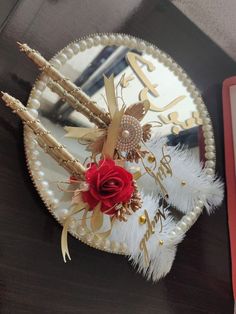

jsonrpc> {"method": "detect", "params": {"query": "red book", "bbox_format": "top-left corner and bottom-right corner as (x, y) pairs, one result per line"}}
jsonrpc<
(222, 77), (236, 301)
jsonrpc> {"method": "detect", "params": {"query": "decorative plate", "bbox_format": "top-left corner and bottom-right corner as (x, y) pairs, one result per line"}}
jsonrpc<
(16, 33), (223, 281)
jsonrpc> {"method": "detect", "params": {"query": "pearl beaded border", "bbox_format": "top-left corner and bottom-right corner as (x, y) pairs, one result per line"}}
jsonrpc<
(24, 33), (216, 255)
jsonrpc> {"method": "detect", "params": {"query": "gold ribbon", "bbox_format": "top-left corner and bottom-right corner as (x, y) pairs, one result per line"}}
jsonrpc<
(102, 106), (125, 158)
(90, 202), (103, 232)
(61, 201), (87, 262)
(64, 126), (104, 141)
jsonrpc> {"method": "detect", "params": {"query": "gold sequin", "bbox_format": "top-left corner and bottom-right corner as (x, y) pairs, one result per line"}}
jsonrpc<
(147, 154), (156, 163)
(139, 215), (146, 224)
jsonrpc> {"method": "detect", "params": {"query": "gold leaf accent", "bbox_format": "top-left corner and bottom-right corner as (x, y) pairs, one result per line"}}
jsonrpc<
(125, 100), (150, 121)
(104, 74), (117, 118)
(86, 134), (106, 155)
(142, 123), (152, 142)
(91, 202), (103, 232)
(64, 127), (104, 141)
(126, 147), (149, 163)
(120, 73), (134, 88)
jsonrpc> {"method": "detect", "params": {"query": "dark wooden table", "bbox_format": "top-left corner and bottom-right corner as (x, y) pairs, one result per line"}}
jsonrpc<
(0, 1), (235, 313)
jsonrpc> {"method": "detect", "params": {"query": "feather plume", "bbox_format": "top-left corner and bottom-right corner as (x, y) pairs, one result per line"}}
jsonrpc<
(139, 133), (224, 214)
(111, 193), (184, 281)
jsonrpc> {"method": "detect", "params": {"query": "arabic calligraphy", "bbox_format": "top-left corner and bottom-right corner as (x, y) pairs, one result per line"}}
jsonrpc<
(158, 111), (203, 134)
(126, 52), (202, 134)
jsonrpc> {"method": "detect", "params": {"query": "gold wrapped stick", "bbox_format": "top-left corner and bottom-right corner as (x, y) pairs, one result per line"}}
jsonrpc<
(1, 92), (86, 178)
(48, 80), (106, 128)
(17, 42), (110, 127)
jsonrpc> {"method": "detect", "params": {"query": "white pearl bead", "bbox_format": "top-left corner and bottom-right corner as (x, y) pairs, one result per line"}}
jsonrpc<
(205, 152), (215, 159)
(40, 75), (48, 83)
(31, 150), (39, 160)
(70, 43), (80, 54)
(204, 131), (214, 139)
(111, 241), (119, 251)
(71, 43), (80, 53)
(86, 38), (94, 48)
(32, 90), (42, 99)
(56, 208), (69, 220)
(122, 130), (130, 138)
(108, 34), (116, 44)
(203, 117), (211, 124)
(30, 98), (40, 109)
(104, 239), (111, 250)
(175, 226), (182, 233)
(195, 97), (203, 105)
(194, 206), (202, 214)
(94, 236), (102, 246)
(79, 40), (87, 51)
(77, 226), (86, 236)
(69, 218), (77, 229)
(35, 81), (46, 91)
(58, 53), (68, 64)
(206, 168), (214, 176)
(203, 125), (212, 132)
(28, 108), (38, 118)
(129, 38), (137, 48)
(39, 180), (49, 189)
(205, 145), (214, 152)
(201, 111), (208, 118)
(189, 211), (196, 220)
(182, 216), (191, 225)
(64, 48), (74, 58)
(28, 139), (37, 149)
(93, 36), (101, 45)
(138, 41), (146, 50)
(179, 221), (187, 230)
(123, 35), (130, 45)
(51, 59), (61, 69)
(205, 160), (215, 168)
(36, 171), (45, 178)
(116, 34), (123, 44)
(100, 35), (109, 44)
(146, 45), (153, 54)
(33, 160), (42, 169)
(120, 243), (128, 254)
(170, 230), (176, 237)
(51, 198), (59, 207)
(197, 200), (204, 207)
(46, 190), (54, 198)
(205, 138), (214, 145)
(185, 216), (193, 224)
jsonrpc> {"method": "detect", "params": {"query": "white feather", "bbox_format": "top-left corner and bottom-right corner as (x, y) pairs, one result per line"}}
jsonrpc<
(138, 133), (224, 214)
(110, 192), (184, 281)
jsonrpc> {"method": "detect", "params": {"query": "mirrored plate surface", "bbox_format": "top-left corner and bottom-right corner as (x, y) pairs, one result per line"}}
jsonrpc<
(24, 34), (214, 254)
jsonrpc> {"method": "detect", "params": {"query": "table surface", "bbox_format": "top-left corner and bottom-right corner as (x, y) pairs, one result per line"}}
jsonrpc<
(0, 1), (236, 313)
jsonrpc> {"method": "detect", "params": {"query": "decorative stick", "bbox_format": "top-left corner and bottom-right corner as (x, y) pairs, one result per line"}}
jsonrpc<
(1, 92), (86, 177)
(17, 42), (111, 127)
(48, 80), (106, 128)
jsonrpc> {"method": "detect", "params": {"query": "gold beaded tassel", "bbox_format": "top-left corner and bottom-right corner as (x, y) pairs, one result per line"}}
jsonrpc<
(116, 180), (143, 222)
(1, 92), (86, 178)
(48, 80), (107, 128)
(17, 42), (110, 127)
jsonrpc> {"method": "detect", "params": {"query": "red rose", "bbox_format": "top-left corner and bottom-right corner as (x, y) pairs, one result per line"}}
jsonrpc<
(81, 159), (134, 215)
